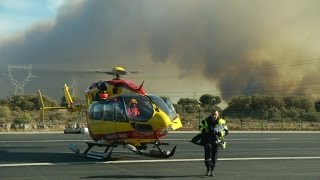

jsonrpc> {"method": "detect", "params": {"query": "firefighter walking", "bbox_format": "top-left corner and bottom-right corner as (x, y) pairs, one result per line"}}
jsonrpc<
(200, 109), (228, 177)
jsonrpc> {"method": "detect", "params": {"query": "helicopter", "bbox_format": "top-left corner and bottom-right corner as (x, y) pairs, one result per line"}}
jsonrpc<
(38, 66), (182, 160)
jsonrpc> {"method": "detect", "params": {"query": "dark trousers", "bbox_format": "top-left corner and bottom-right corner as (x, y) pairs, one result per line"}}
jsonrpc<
(204, 141), (219, 171)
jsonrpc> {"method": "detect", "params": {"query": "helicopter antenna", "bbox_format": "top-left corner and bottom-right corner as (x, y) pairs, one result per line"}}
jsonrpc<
(139, 80), (145, 90)
(3, 64), (36, 95)
(68, 76), (77, 97)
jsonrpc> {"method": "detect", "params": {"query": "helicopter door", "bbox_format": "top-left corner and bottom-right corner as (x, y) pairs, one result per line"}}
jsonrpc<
(114, 99), (127, 122)
(113, 98), (134, 138)
(122, 94), (154, 132)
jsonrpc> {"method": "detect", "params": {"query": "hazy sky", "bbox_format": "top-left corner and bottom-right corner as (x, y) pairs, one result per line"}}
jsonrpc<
(1, 0), (320, 106)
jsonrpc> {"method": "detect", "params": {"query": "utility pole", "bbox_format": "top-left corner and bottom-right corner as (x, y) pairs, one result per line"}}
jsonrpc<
(3, 64), (36, 95)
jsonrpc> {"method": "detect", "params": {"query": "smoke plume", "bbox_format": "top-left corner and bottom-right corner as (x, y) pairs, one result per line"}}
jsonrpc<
(1, 0), (320, 102)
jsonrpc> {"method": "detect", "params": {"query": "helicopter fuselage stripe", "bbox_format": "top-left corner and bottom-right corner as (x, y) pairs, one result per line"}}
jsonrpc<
(90, 130), (167, 141)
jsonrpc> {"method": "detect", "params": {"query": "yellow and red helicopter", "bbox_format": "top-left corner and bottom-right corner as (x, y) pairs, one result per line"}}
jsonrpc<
(38, 66), (182, 160)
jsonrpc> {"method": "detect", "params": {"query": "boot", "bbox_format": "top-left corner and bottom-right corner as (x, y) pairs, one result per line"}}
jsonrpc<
(210, 166), (215, 176)
(209, 170), (215, 177)
(222, 141), (226, 149)
(205, 169), (210, 176)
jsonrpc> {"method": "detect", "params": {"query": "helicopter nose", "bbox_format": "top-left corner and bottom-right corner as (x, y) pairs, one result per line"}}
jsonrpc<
(150, 112), (172, 129)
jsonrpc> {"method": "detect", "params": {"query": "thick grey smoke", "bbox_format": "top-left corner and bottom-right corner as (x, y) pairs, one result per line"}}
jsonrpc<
(1, 0), (320, 101)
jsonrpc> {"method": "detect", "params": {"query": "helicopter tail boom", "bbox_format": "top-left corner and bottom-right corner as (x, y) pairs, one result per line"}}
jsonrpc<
(37, 90), (66, 110)
(37, 85), (85, 114)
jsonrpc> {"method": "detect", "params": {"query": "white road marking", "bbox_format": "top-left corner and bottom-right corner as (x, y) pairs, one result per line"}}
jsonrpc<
(1, 156), (320, 167)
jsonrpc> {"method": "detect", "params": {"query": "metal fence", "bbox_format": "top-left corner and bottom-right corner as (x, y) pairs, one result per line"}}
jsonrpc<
(180, 111), (320, 131)
(223, 111), (320, 131)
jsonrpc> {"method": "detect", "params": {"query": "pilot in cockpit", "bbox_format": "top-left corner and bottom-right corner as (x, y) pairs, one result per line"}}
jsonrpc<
(127, 98), (141, 118)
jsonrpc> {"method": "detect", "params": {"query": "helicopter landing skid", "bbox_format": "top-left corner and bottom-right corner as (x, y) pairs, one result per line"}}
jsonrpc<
(126, 141), (177, 158)
(68, 142), (117, 160)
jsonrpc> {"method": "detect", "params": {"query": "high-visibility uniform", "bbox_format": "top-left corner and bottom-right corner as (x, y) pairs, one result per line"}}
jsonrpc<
(200, 115), (228, 173)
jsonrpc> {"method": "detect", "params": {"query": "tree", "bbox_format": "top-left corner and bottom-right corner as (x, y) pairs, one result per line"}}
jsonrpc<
(225, 95), (252, 112)
(184, 104), (198, 113)
(199, 94), (221, 112)
(199, 94), (221, 106)
(178, 98), (199, 113)
(250, 94), (268, 112)
(265, 94), (285, 109)
(283, 95), (314, 112)
(199, 94), (213, 106)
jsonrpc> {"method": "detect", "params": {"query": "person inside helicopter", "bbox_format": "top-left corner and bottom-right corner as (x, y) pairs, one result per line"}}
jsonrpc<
(127, 98), (141, 118)
(94, 82), (108, 101)
(99, 91), (109, 102)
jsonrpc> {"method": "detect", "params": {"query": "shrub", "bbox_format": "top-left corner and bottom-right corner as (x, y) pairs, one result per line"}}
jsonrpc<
(0, 106), (11, 118)
(185, 105), (197, 113)
(13, 113), (33, 124)
(282, 108), (300, 121)
(303, 112), (320, 122)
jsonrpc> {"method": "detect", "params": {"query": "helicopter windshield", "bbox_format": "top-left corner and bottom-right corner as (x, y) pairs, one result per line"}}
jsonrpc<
(147, 94), (178, 121)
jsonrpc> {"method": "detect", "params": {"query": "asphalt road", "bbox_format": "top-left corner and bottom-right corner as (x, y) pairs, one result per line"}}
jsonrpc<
(0, 131), (320, 180)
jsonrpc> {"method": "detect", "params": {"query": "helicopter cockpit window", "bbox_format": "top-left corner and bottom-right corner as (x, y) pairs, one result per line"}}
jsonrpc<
(89, 102), (103, 120)
(89, 101), (114, 121)
(102, 101), (114, 120)
(123, 94), (153, 122)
